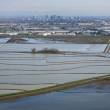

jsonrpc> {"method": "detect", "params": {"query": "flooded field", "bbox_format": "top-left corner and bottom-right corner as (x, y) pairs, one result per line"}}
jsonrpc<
(0, 38), (110, 95)
(0, 79), (110, 110)
(0, 43), (107, 52)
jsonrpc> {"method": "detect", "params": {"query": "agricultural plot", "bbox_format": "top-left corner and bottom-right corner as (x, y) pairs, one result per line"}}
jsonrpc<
(0, 43), (110, 95)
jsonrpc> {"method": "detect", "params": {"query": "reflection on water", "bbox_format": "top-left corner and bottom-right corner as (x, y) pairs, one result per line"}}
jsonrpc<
(1, 93), (109, 110)
(0, 38), (107, 52)
(0, 39), (110, 95)
(0, 39), (110, 109)
(0, 43), (107, 52)
(0, 41), (109, 94)
(0, 84), (110, 110)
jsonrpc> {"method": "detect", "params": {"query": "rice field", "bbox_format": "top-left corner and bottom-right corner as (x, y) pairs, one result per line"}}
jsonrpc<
(0, 39), (110, 95)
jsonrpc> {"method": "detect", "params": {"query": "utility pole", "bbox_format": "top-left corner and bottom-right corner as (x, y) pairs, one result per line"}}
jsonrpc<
(104, 40), (110, 53)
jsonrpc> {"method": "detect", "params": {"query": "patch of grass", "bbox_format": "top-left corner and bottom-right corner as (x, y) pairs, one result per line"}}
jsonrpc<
(31, 48), (37, 54)
(7, 37), (27, 43)
(31, 48), (61, 54)
(37, 48), (61, 54)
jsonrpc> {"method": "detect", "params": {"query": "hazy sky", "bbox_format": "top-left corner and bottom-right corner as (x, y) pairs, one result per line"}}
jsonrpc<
(0, 0), (110, 16)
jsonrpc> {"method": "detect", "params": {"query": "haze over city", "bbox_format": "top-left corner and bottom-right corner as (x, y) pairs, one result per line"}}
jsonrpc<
(0, 0), (110, 16)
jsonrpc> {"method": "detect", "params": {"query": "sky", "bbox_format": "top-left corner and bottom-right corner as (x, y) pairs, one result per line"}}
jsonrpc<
(0, 0), (110, 16)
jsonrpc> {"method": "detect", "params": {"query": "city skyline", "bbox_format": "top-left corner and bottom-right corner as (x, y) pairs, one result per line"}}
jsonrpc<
(0, 0), (110, 17)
